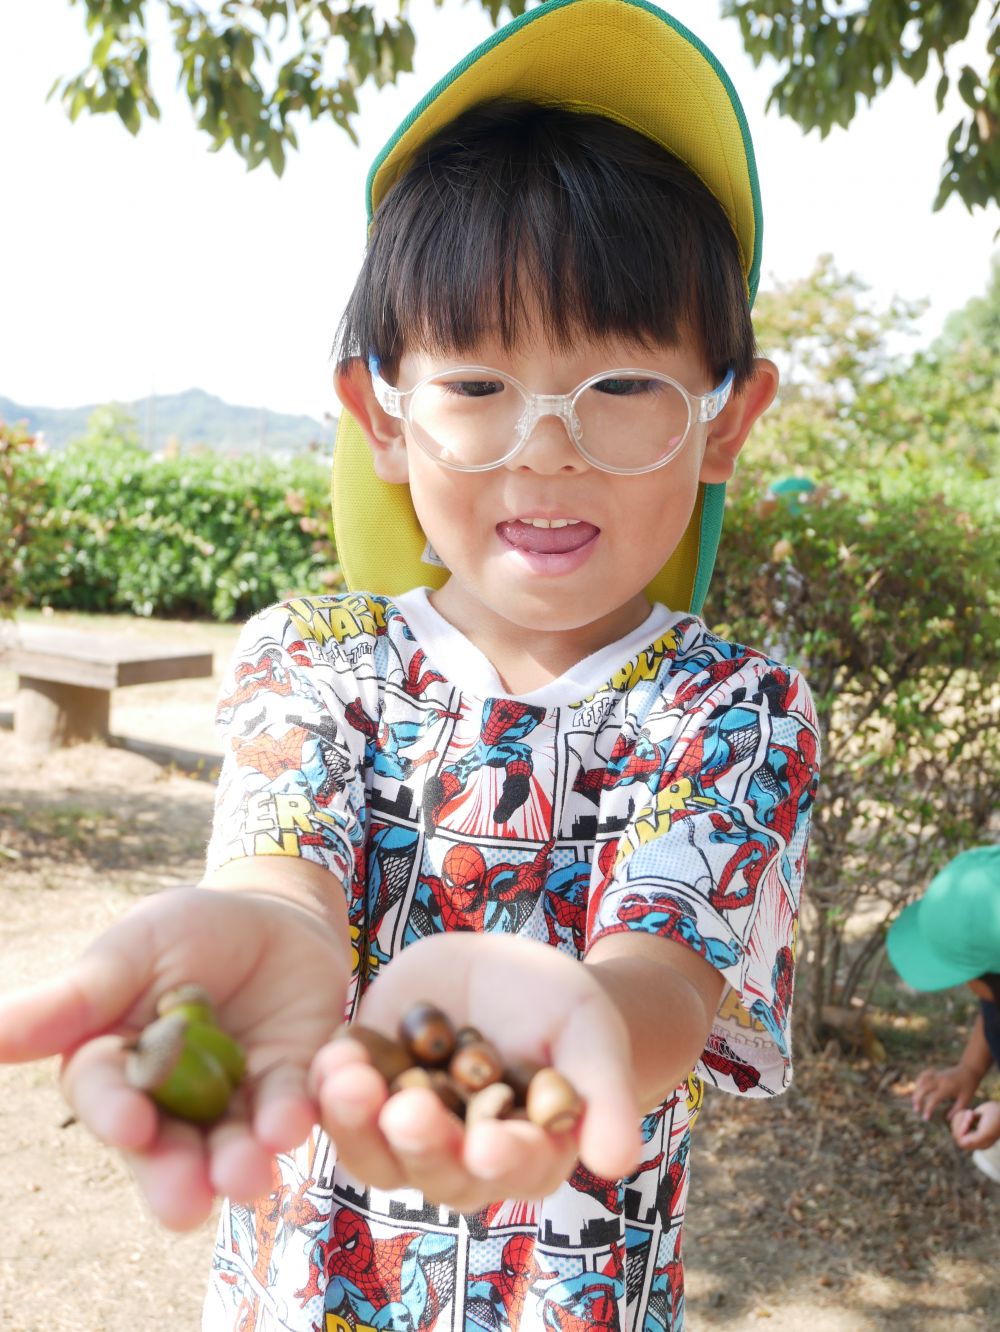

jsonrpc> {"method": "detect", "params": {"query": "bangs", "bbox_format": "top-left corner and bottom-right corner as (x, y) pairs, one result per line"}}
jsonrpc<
(337, 101), (756, 384)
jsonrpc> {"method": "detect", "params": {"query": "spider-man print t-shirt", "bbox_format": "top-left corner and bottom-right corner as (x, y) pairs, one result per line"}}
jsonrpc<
(203, 589), (819, 1332)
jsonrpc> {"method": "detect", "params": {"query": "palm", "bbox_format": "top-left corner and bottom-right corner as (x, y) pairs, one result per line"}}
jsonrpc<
(0, 887), (349, 1229)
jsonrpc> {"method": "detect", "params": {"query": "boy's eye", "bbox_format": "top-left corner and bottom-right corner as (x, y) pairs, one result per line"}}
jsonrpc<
(592, 376), (659, 396)
(441, 379), (505, 398)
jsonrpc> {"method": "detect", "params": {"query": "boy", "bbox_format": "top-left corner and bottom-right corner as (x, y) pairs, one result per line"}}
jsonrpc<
(0, 2), (819, 1328)
(887, 846), (1000, 1182)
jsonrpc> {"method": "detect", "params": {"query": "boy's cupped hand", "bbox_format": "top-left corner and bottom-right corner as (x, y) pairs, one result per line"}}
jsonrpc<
(0, 886), (350, 1230)
(311, 932), (642, 1214)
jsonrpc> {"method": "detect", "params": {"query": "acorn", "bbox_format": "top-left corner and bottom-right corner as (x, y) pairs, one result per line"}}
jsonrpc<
(454, 1025), (484, 1048)
(155, 983), (216, 1025)
(465, 1081), (516, 1127)
(525, 1067), (583, 1134)
(503, 1057), (545, 1105)
(389, 1066), (434, 1094)
(449, 1039), (504, 1093)
(427, 1070), (468, 1119)
(399, 1002), (455, 1067)
(338, 1024), (415, 1085)
(184, 1020), (247, 1088)
(125, 1012), (233, 1125)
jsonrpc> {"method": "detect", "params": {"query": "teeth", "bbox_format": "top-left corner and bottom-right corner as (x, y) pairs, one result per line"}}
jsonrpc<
(520, 518), (582, 529)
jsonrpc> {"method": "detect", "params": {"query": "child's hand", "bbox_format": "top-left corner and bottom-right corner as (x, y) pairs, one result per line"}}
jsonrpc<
(0, 885), (349, 1230)
(311, 933), (642, 1214)
(911, 1064), (980, 1121)
(951, 1100), (1000, 1151)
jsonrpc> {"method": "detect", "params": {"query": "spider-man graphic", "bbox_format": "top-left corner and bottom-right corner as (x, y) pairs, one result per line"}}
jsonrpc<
(422, 699), (546, 831)
(317, 1207), (456, 1329)
(466, 1235), (558, 1331)
(218, 647), (294, 721)
(749, 944), (794, 1058)
(539, 1270), (621, 1331)
(542, 857), (590, 952)
(612, 891), (743, 971)
(569, 1154), (662, 1213)
(404, 839), (554, 941)
(344, 698), (460, 784)
(644, 1251), (685, 1332)
(708, 724), (817, 913)
(702, 1036), (762, 1093)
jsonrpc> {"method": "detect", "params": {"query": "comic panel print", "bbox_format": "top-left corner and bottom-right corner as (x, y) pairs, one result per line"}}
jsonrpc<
(421, 697), (556, 842)
(402, 835), (555, 944)
(320, 1203), (458, 1332)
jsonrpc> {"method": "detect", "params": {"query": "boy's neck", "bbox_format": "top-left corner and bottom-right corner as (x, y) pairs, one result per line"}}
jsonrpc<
(427, 581), (654, 695)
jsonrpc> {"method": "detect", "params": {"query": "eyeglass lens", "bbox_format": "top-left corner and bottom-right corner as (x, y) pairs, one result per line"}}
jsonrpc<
(406, 371), (691, 471)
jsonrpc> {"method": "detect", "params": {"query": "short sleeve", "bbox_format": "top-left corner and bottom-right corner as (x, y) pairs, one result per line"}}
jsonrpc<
(587, 655), (819, 1097)
(205, 602), (370, 894)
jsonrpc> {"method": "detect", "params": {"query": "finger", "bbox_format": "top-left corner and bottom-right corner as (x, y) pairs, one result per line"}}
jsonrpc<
(316, 1057), (402, 1192)
(946, 1092), (972, 1122)
(207, 1092), (277, 1204)
(250, 1059), (317, 1155)
(126, 1117), (216, 1231)
(552, 995), (641, 1179)
(378, 1087), (472, 1205)
(462, 1117), (578, 1202)
(60, 1034), (159, 1151)
(0, 927), (152, 1062)
(918, 1087), (949, 1120)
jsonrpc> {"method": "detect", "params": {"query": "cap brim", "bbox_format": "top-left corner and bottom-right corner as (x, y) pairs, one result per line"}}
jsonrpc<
(886, 900), (982, 992)
(368, 0), (761, 302)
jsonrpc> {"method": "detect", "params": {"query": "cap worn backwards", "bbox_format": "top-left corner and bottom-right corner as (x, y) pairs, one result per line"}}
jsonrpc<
(332, 0), (762, 612)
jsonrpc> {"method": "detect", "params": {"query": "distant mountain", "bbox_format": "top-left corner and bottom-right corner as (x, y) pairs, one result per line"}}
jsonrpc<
(0, 388), (333, 454)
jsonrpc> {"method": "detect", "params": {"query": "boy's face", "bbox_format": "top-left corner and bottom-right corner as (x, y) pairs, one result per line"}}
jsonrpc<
(339, 317), (776, 657)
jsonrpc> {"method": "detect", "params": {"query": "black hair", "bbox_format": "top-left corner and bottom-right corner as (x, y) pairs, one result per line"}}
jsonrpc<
(335, 100), (757, 387)
(978, 973), (1000, 1007)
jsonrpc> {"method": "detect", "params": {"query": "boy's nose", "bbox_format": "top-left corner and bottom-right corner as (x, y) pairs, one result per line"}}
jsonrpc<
(508, 408), (589, 474)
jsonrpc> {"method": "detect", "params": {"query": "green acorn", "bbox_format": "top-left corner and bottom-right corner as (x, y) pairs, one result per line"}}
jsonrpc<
(184, 1020), (247, 1088)
(126, 1012), (234, 1125)
(156, 983), (217, 1025)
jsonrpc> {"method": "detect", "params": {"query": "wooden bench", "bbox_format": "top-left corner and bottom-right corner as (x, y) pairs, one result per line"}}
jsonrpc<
(3, 625), (214, 751)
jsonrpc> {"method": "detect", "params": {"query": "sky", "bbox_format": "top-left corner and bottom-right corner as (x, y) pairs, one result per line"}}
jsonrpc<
(1, 0), (998, 423)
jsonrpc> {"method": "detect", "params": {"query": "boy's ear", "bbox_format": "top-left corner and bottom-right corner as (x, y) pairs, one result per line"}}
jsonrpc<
(699, 357), (779, 485)
(333, 358), (409, 484)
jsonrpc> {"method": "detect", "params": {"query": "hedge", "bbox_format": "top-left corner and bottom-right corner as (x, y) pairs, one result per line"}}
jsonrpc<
(17, 438), (339, 622)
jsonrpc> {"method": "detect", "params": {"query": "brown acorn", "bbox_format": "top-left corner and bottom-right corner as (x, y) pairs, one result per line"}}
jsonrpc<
(503, 1057), (545, 1105)
(427, 1070), (468, 1118)
(449, 1039), (504, 1093)
(525, 1067), (583, 1134)
(399, 1003), (455, 1067)
(465, 1081), (516, 1127)
(454, 1025), (484, 1049)
(336, 1024), (414, 1084)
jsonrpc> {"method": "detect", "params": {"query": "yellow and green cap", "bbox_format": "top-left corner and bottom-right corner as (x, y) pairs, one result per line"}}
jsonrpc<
(333, 0), (762, 613)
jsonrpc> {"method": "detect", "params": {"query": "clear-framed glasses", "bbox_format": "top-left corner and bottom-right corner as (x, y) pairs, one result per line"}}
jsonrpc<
(368, 356), (734, 475)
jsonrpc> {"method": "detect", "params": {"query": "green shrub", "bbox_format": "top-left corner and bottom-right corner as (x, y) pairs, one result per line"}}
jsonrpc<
(708, 463), (1000, 1041)
(21, 428), (341, 621)
(1, 420), (51, 617)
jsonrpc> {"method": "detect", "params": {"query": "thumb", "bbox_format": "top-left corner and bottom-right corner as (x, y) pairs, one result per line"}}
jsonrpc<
(0, 922), (152, 1062)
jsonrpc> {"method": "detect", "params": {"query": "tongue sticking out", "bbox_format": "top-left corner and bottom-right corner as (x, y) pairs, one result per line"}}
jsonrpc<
(498, 520), (599, 555)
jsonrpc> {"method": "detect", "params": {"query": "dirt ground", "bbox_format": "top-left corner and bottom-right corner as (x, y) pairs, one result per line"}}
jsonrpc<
(1, 614), (998, 1331)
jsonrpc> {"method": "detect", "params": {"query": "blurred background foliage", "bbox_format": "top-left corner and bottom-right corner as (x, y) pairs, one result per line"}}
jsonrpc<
(710, 254), (1000, 1043)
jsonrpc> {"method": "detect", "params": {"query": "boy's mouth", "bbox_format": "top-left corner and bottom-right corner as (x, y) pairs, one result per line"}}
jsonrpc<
(497, 518), (599, 555)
